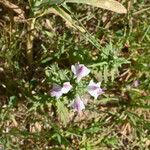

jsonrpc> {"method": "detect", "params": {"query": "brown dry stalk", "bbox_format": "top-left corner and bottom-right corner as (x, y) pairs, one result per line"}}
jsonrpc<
(0, 0), (35, 65)
(0, 0), (25, 20)
(26, 18), (36, 65)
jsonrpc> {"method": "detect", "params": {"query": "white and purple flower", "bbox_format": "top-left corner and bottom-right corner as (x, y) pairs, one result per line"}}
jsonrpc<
(50, 84), (63, 99)
(87, 80), (104, 99)
(62, 82), (73, 94)
(71, 95), (85, 112)
(50, 82), (72, 99)
(133, 80), (139, 87)
(71, 63), (90, 82)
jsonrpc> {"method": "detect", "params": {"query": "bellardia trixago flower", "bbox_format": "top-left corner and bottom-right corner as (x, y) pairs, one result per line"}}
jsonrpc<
(50, 84), (63, 99)
(71, 95), (85, 112)
(71, 63), (90, 82)
(50, 82), (72, 99)
(88, 80), (104, 99)
(62, 82), (73, 94)
(133, 80), (139, 87)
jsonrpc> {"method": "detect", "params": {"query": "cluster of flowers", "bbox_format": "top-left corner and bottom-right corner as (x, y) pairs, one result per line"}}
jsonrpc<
(50, 63), (104, 113)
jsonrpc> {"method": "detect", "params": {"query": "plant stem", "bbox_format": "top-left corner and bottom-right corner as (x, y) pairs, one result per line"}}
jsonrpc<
(27, 18), (36, 65)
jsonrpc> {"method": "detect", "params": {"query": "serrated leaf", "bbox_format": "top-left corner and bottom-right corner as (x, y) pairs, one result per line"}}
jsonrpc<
(65, 0), (127, 14)
(56, 100), (69, 125)
(110, 68), (115, 82)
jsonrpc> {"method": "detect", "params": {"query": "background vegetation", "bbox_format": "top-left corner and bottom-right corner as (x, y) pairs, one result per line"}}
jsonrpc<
(0, 0), (150, 149)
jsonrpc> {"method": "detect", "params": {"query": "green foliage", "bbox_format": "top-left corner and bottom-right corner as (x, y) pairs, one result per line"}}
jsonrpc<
(0, 0), (150, 149)
(45, 64), (70, 83)
(56, 100), (69, 125)
(90, 43), (129, 82)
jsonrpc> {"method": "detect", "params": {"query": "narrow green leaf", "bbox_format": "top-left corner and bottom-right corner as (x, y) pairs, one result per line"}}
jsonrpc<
(49, 6), (85, 32)
(48, 0), (65, 5)
(34, 0), (64, 7)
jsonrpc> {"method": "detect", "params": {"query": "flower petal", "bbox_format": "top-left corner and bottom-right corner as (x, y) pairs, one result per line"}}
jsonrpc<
(71, 63), (90, 82)
(50, 84), (63, 99)
(133, 80), (139, 87)
(88, 89), (98, 99)
(71, 95), (85, 112)
(62, 82), (72, 94)
(71, 65), (76, 75)
(87, 80), (103, 99)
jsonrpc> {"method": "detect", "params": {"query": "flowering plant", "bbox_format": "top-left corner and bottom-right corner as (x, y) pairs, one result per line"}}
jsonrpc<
(49, 63), (104, 115)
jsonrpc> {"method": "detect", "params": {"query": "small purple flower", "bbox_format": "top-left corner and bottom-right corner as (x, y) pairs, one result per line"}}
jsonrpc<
(71, 95), (85, 112)
(71, 63), (90, 82)
(62, 82), (72, 94)
(133, 80), (139, 87)
(88, 80), (104, 99)
(50, 82), (72, 99)
(50, 84), (63, 99)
